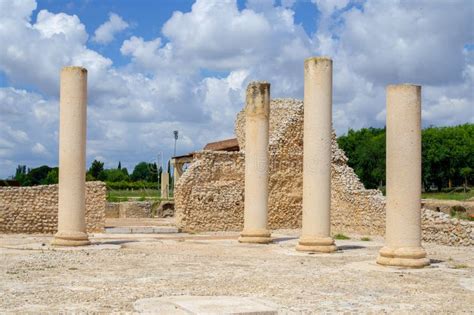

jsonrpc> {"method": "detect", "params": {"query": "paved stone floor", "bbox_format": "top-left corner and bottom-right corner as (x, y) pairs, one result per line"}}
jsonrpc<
(0, 230), (473, 313)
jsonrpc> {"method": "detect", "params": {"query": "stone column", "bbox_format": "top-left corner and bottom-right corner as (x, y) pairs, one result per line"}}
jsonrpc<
(239, 81), (272, 244)
(161, 172), (170, 199)
(296, 57), (336, 253)
(51, 66), (90, 246)
(171, 159), (184, 189)
(377, 84), (429, 268)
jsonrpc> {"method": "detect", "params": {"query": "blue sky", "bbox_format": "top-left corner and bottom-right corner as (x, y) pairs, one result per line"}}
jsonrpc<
(0, 0), (473, 178)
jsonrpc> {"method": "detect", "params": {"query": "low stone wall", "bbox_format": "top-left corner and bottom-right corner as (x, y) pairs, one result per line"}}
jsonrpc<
(175, 151), (245, 231)
(422, 209), (473, 246)
(105, 201), (152, 218)
(0, 181), (106, 234)
(422, 199), (474, 216)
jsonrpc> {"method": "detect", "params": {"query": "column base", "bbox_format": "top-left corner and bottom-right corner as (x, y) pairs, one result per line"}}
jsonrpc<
(51, 230), (90, 247)
(376, 246), (429, 268)
(296, 236), (336, 253)
(238, 229), (272, 244)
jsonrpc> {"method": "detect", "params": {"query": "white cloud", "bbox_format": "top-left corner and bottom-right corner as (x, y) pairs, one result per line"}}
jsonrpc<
(0, 0), (472, 178)
(92, 13), (129, 44)
(32, 142), (49, 156)
(0, 87), (58, 174)
(313, 0), (474, 132)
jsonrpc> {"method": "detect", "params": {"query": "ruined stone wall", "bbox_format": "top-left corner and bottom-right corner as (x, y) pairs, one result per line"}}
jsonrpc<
(175, 99), (473, 246)
(422, 209), (473, 246)
(175, 151), (245, 231)
(0, 181), (106, 233)
(105, 201), (153, 218)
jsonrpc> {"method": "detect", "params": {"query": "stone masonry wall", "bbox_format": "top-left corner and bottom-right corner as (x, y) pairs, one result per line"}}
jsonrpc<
(105, 201), (153, 218)
(175, 151), (245, 231)
(0, 181), (106, 234)
(175, 98), (473, 246)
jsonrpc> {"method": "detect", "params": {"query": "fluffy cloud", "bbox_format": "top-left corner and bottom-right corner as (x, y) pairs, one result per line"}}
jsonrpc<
(0, 0), (472, 178)
(0, 87), (58, 173)
(313, 0), (473, 132)
(92, 13), (129, 44)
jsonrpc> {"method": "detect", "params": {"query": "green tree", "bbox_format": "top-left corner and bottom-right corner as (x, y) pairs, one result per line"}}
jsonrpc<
(131, 162), (150, 181)
(121, 167), (129, 177)
(88, 160), (104, 180)
(27, 165), (52, 186)
(101, 169), (129, 182)
(422, 124), (474, 190)
(460, 167), (472, 192)
(117, 161), (122, 170)
(42, 168), (59, 185)
(338, 124), (473, 191)
(337, 127), (386, 189)
(131, 162), (158, 182)
(14, 165), (28, 186)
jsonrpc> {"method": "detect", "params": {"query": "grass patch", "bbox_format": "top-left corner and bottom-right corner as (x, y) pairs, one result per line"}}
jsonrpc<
(333, 233), (350, 240)
(360, 236), (371, 241)
(422, 190), (474, 201)
(106, 195), (127, 202)
(449, 206), (474, 221)
(107, 189), (161, 202)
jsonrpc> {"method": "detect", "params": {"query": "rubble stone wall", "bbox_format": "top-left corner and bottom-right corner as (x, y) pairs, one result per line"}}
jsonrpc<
(175, 99), (473, 246)
(0, 181), (106, 233)
(105, 201), (153, 218)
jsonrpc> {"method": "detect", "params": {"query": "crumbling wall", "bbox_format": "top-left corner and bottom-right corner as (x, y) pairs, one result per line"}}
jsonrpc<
(175, 151), (245, 231)
(106, 201), (153, 218)
(175, 99), (473, 246)
(0, 181), (106, 233)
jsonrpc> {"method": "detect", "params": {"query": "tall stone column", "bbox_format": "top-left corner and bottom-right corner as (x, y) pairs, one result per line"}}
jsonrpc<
(52, 66), (90, 246)
(377, 84), (429, 268)
(239, 81), (272, 244)
(296, 57), (336, 253)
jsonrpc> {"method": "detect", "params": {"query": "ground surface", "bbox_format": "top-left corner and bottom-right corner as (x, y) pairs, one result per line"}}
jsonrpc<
(1, 228), (473, 313)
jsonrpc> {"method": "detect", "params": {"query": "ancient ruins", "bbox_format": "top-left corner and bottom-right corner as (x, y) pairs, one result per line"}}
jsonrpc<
(239, 81), (272, 244)
(174, 60), (473, 249)
(52, 66), (90, 246)
(297, 57), (336, 253)
(2, 59), (473, 256)
(1, 57), (473, 313)
(377, 84), (429, 268)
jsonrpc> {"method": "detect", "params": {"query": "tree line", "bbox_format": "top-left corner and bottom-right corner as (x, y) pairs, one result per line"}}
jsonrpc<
(9, 123), (473, 192)
(337, 124), (473, 191)
(13, 160), (172, 190)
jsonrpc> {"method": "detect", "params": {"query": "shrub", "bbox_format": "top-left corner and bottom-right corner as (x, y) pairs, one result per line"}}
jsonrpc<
(333, 233), (350, 240)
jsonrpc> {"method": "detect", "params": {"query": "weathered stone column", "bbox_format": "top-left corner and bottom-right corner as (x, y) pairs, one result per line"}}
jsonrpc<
(377, 84), (429, 268)
(239, 81), (272, 244)
(161, 172), (170, 199)
(297, 57), (336, 253)
(51, 66), (90, 246)
(171, 159), (183, 189)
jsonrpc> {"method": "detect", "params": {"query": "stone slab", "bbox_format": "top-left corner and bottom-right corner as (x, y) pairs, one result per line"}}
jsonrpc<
(152, 226), (179, 233)
(106, 226), (179, 234)
(134, 296), (278, 315)
(106, 227), (132, 234)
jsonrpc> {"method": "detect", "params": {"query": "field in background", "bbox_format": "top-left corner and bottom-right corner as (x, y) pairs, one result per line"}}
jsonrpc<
(107, 189), (164, 202)
(422, 190), (474, 201)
